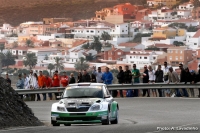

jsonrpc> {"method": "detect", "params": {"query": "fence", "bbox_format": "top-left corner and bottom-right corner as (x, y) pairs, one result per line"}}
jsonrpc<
(14, 83), (200, 95)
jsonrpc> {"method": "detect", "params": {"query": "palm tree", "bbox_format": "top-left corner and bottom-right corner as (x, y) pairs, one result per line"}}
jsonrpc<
(101, 31), (111, 46)
(2, 51), (15, 72)
(54, 57), (64, 71)
(74, 57), (89, 72)
(23, 53), (37, 70)
(26, 39), (33, 47)
(47, 63), (55, 76)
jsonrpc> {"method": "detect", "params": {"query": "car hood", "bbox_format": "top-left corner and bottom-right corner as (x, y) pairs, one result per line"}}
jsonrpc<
(62, 98), (103, 107)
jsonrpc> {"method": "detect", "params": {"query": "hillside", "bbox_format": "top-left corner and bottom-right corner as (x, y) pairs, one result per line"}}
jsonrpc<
(0, 0), (146, 26)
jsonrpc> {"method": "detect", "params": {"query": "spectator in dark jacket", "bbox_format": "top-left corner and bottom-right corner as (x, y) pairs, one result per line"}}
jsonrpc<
(77, 72), (83, 83)
(155, 65), (163, 97)
(190, 70), (196, 97)
(142, 65), (150, 97)
(82, 70), (91, 82)
(117, 66), (124, 97)
(179, 64), (189, 97)
(123, 65), (132, 84)
(91, 73), (97, 83)
(69, 73), (76, 84)
(5, 74), (11, 85)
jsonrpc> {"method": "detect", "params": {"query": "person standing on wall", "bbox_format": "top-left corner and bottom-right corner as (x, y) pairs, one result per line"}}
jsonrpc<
(117, 66), (124, 97)
(52, 70), (60, 100)
(179, 64), (189, 97)
(155, 65), (164, 97)
(82, 70), (91, 82)
(142, 65), (150, 97)
(124, 65), (133, 97)
(132, 64), (140, 97)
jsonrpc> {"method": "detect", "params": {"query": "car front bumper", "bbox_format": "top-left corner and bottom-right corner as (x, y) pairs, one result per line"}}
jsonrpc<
(51, 111), (108, 124)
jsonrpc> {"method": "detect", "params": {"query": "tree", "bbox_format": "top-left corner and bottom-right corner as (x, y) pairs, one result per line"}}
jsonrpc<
(42, 70), (49, 76)
(47, 63), (55, 76)
(82, 42), (90, 49)
(44, 54), (49, 60)
(90, 36), (102, 53)
(85, 53), (94, 61)
(173, 41), (179, 46)
(23, 53), (37, 70)
(26, 39), (33, 47)
(13, 41), (18, 48)
(0, 44), (5, 52)
(101, 31), (111, 46)
(74, 57), (89, 72)
(54, 57), (64, 71)
(2, 51), (15, 72)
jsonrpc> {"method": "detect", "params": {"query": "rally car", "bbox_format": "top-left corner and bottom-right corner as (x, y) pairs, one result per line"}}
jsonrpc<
(51, 83), (119, 126)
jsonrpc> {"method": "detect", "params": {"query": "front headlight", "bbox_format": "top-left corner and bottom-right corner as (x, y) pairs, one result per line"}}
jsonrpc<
(89, 104), (103, 111)
(57, 106), (66, 112)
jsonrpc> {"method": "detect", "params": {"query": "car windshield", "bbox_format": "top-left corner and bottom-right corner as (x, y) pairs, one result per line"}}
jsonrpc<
(63, 87), (103, 98)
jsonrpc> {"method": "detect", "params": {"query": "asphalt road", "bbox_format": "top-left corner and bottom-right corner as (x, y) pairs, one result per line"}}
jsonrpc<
(1, 98), (200, 133)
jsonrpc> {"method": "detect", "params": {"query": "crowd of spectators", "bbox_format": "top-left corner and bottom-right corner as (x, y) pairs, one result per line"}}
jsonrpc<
(3, 61), (200, 100)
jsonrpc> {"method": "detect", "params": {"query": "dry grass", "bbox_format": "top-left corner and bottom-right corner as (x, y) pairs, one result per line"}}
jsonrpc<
(0, 0), (145, 26)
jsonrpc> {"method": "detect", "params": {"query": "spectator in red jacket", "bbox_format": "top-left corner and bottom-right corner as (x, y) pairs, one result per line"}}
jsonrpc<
(52, 70), (60, 100)
(60, 71), (69, 87)
(44, 74), (53, 100)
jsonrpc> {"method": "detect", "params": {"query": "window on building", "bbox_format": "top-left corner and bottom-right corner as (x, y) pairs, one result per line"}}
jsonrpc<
(180, 56), (182, 59)
(90, 30), (94, 33)
(169, 56), (172, 60)
(153, 57), (156, 60)
(176, 56), (178, 60)
(122, 30), (124, 32)
(118, 52), (121, 55)
(109, 57), (112, 60)
(194, 43), (197, 45)
(176, 50), (178, 53)
(180, 50), (182, 53)
(144, 57), (147, 59)
(72, 59), (73, 62)
(130, 56), (132, 58)
(140, 57), (142, 59)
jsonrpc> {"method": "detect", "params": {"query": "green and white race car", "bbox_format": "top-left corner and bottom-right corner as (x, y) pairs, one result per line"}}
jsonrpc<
(51, 83), (119, 126)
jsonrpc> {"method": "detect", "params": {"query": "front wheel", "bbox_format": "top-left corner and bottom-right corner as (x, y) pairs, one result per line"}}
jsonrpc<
(102, 111), (110, 125)
(52, 121), (60, 126)
(110, 110), (118, 124)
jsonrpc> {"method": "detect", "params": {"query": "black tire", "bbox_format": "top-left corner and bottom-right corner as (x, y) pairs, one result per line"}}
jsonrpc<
(52, 121), (60, 126)
(64, 123), (71, 126)
(102, 110), (110, 125)
(110, 110), (118, 124)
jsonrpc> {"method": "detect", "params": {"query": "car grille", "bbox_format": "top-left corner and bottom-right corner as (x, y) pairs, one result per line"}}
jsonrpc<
(57, 116), (101, 121)
(66, 107), (90, 112)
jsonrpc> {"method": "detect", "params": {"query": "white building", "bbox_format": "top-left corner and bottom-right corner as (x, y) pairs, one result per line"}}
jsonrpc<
(0, 23), (17, 37)
(186, 30), (200, 49)
(177, 10), (191, 18)
(11, 47), (28, 57)
(69, 49), (97, 63)
(172, 19), (199, 27)
(148, 9), (176, 22)
(153, 20), (173, 28)
(178, 2), (194, 11)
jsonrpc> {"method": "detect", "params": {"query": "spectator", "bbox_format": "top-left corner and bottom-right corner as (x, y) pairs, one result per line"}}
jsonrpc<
(102, 67), (113, 95)
(23, 73), (30, 100)
(60, 71), (69, 87)
(117, 66), (124, 97)
(52, 70), (60, 100)
(92, 66), (103, 83)
(155, 65), (163, 97)
(179, 64), (189, 97)
(167, 67), (180, 97)
(33, 73), (39, 101)
(91, 73), (97, 83)
(16, 74), (24, 99)
(38, 71), (46, 101)
(132, 64), (140, 97)
(142, 65), (149, 97)
(198, 65), (200, 98)
(5, 74), (11, 85)
(190, 70), (196, 97)
(148, 65), (156, 97)
(184, 67), (191, 97)
(44, 73), (53, 100)
(123, 65), (133, 97)
(69, 73), (76, 84)
(28, 70), (37, 101)
(163, 62), (169, 97)
(77, 72), (83, 83)
(82, 70), (91, 82)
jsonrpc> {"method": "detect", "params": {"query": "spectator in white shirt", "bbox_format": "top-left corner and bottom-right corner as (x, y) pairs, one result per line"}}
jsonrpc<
(148, 65), (156, 97)
(92, 66), (103, 83)
(163, 62), (169, 97)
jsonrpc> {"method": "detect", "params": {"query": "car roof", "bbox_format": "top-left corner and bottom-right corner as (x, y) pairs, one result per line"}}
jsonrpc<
(68, 83), (105, 87)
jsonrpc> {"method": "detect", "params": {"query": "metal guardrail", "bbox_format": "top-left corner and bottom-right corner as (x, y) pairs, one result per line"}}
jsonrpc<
(14, 83), (200, 95)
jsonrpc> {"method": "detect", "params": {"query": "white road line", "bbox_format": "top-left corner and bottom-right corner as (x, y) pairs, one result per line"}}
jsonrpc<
(146, 122), (200, 133)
